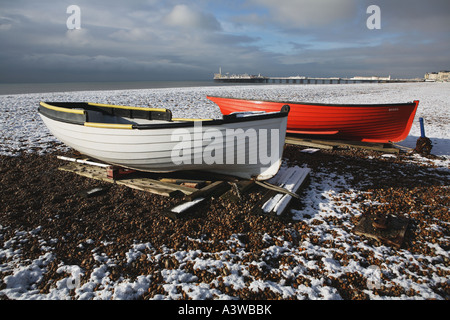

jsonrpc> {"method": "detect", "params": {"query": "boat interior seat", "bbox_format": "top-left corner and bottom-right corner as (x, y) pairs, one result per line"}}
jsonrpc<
(85, 110), (136, 124)
(85, 104), (172, 122)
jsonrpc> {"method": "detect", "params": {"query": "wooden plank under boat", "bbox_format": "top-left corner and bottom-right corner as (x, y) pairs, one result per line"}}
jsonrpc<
(38, 101), (289, 180)
(207, 96), (419, 143)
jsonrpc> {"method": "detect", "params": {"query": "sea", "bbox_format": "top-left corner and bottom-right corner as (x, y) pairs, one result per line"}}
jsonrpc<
(0, 80), (266, 95)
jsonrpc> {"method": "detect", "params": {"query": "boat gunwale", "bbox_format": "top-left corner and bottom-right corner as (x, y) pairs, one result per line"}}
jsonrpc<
(206, 95), (419, 108)
(38, 101), (290, 130)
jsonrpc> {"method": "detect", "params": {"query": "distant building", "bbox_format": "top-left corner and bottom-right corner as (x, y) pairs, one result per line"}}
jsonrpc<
(214, 68), (268, 83)
(350, 75), (391, 81)
(425, 72), (439, 81)
(424, 70), (450, 82)
(438, 70), (450, 81)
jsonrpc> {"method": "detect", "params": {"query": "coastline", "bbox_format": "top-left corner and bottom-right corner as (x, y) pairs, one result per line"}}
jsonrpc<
(0, 80), (261, 96)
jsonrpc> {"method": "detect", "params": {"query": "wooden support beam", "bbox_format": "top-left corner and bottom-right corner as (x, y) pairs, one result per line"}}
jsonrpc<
(285, 137), (335, 150)
(184, 181), (231, 201)
(106, 166), (136, 179)
(58, 162), (195, 197)
(159, 178), (208, 189)
(123, 177), (197, 195)
(308, 139), (400, 153)
(285, 136), (400, 153)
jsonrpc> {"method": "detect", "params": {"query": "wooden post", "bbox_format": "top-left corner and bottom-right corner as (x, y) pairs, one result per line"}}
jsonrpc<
(419, 118), (426, 137)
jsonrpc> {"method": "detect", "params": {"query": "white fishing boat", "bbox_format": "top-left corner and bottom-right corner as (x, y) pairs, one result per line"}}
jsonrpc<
(38, 101), (289, 180)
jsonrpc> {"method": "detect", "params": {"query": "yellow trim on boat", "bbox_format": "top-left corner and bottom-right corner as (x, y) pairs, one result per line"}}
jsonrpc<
(39, 102), (85, 115)
(172, 118), (213, 122)
(88, 102), (167, 113)
(84, 122), (133, 129)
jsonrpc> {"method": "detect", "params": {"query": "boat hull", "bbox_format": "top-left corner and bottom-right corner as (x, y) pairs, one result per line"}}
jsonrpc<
(207, 96), (419, 143)
(39, 102), (289, 180)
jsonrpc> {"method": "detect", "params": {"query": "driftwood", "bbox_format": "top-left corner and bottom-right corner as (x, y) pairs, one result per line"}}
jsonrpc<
(353, 214), (410, 249)
(164, 197), (207, 220)
(253, 166), (311, 217)
(165, 181), (233, 219)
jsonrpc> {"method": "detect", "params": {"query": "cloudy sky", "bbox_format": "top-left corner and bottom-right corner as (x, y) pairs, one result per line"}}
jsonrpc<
(0, 0), (449, 83)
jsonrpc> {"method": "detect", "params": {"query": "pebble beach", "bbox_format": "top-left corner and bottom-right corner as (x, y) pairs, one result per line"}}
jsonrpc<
(0, 82), (449, 301)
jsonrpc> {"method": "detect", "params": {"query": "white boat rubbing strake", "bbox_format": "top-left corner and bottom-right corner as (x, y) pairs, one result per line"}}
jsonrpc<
(38, 102), (289, 180)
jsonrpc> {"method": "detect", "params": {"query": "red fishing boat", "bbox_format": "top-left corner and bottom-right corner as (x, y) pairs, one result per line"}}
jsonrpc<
(207, 96), (419, 143)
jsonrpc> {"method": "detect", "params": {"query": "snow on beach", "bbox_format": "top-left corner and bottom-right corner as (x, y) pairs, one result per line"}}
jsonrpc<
(1, 82), (449, 159)
(0, 82), (449, 300)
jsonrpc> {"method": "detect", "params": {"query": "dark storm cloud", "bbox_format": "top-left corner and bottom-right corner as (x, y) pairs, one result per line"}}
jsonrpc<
(0, 0), (448, 82)
(239, 0), (450, 78)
